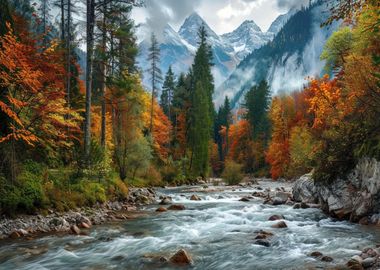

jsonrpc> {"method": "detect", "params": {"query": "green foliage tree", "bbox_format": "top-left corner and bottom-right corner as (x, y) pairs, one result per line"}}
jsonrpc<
(160, 66), (175, 121)
(320, 27), (353, 73)
(244, 80), (271, 142)
(188, 25), (215, 177)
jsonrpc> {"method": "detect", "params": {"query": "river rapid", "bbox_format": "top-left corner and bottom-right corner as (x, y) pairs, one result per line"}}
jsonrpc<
(1, 180), (380, 270)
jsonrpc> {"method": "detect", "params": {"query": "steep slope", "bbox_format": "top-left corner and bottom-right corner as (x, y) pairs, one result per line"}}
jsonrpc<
(221, 20), (273, 61)
(216, 1), (339, 108)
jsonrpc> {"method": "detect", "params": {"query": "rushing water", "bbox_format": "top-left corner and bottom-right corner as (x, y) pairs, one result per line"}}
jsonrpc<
(1, 181), (380, 270)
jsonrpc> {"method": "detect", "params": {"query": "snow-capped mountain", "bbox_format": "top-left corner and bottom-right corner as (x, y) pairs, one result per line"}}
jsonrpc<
(221, 20), (273, 61)
(136, 11), (292, 91)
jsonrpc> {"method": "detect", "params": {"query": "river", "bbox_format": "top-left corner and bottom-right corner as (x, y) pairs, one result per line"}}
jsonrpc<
(1, 180), (380, 269)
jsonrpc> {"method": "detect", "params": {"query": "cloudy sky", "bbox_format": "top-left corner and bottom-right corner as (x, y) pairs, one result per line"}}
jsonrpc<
(132, 0), (310, 35)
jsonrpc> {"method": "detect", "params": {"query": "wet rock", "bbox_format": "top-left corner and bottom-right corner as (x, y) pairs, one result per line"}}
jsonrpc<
(321, 256), (334, 262)
(271, 221), (287, 228)
(80, 222), (91, 229)
(361, 257), (375, 268)
(239, 197), (250, 202)
(293, 203), (301, 209)
(156, 207), (167, 212)
(347, 259), (364, 270)
(169, 249), (192, 265)
(255, 230), (274, 240)
(18, 229), (28, 236)
(190, 195), (201, 201)
(256, 186), (263, 190)
(9, 231), (20, 239)
(168, 204), (185, 211)
(268, 215), (284, 221)
(255, 239), (270, 247)
(351, 255), (363, 264)
(301, 202), (311, 209)
(159, 197), (172, 205)
(310, 251), (323, 257)
(159, 256), (168, 262)
(358, 217), (369, 225)
(272, 191), (290, 205)
(70, 225), (81, 235)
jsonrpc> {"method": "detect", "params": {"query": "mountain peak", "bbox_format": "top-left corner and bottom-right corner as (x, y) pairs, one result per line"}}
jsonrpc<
(179, 12), (219, 47)
(239, 20), (262, 32)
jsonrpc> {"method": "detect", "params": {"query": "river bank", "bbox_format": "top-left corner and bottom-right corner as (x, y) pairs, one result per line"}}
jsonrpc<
(0, 187), (157, 240)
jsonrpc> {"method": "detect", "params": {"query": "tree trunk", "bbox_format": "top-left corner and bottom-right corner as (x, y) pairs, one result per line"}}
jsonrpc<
(100, 0), (107, 148)
(84, 0), (95, 162)
(66, 0), (71, 107)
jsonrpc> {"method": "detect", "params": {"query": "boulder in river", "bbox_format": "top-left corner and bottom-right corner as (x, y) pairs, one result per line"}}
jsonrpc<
(361, 257), (375, 268)
(271, 221), (287, 228)
(310, 251), (323, 257)
(169, 249), (192, 265)
(190, 194), (201, 201)
(156, 207), (167, 212)
(272, 191), (290, 205)
(159, 197), (172, 205)
(168, 204), (185, 211)
(321, 256), (333, 262)
(254, 239), (270, 247)
(347, 259), (364, 270)
(239, 197), (250, 202)
(268, 215), (285, 221)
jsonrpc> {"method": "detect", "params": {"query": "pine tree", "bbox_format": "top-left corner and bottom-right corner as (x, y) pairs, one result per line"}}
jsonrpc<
(215, 96), (232, 162)
(147, 33), (162, 134)
(244, 80), (271, 141)
(160, 66), (175, 121)
(188, 25), (215, 177)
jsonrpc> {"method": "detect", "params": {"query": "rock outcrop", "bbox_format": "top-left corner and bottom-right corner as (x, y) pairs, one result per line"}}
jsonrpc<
(292, 158), (380, 222)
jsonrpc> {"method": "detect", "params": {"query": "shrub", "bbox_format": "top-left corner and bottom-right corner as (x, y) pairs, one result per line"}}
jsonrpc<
(222, 160), (244, 185)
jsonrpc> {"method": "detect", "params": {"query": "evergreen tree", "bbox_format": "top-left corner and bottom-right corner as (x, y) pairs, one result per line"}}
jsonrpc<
(244, 80), (271, 142)
(188, 25), (215, 177)
(215, 96), (232, 162)
(160, 66), (175, 120)
(147, 33), (162, 133)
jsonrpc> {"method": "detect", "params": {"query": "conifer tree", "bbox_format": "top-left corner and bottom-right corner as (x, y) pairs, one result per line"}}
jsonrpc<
(160, 66), (175, 121)
(147, 33), (162, 134)
(188, 25), (215, 177)
(244, 80), (271, 141)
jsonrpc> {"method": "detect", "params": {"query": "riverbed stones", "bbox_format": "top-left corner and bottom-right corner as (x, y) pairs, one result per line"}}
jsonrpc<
(168, 204), (185, 211)
(169, 249), (192, 265)
(361, 257), (375, 268)
(272, 192), (290, 205)
(190, 194), (201, 201)
(254, 230), (274, 240)
(255, 239), (271, 247)
(239, 197), (250, 202)
(321, 256), (334, 262)
(9, 230), (20, 239)
(271, 221), (287, 228)
(156, 207), (167, 212)
(347, 259), (365, 270)
(310, 251), (323, 257)
(268, 215), (285, 221)
(70, 225), (81, 235)
(159, 197), (172, 205)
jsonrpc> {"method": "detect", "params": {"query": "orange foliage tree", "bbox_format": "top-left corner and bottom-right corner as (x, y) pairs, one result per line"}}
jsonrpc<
(0, 24), (81, 150)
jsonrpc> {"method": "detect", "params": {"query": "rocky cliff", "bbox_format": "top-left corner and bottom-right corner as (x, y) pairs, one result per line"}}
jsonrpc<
(293, 158), (380, 223)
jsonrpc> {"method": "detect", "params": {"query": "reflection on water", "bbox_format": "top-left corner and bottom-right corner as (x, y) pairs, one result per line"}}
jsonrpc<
(1, 181), (380, 270)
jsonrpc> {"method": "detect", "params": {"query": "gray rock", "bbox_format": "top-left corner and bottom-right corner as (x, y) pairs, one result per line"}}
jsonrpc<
(361, 257), (375, 268)
(292, 173), (316, 203)
(292, 158), (380, 221)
